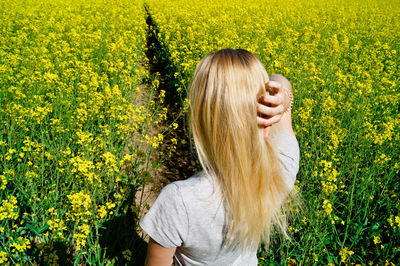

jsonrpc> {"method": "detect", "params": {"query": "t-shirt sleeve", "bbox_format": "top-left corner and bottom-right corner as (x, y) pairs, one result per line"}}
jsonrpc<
(139, 183), (188, 248)
(276, 130), (300, 191)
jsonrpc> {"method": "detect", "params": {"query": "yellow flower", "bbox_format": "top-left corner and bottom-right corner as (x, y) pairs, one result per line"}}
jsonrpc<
(122, 249), (132, 261)
(339, 247), (354, 263)
(373, 236), (382, 245)
(395, 216), (400, 227)
(0, 175), (7, 190)
(97, 205), (108, 219)
(322, 199), (333, 216)
(0, 251), (8, 264)
(286, 257), (297, 265)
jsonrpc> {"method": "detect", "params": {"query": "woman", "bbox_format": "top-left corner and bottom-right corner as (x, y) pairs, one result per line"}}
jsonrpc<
(140, 48), (300, 266)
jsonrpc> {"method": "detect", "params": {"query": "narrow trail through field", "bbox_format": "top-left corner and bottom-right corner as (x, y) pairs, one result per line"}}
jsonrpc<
(135, 5), (198, 229)
(145, 5), (198, 182)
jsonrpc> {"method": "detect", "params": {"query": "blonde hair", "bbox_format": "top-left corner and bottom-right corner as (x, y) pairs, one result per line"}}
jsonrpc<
(189, 48), (291, 251)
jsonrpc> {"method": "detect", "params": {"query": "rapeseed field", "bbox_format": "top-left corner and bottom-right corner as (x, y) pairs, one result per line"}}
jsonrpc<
(1, 0), (399, 264)
(0, 0), (174, 264)
(147, 0), (400, 264)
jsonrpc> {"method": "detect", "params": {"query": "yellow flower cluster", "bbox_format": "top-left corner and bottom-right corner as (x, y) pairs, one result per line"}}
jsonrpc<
(319, 160), (339, 195)
(322, 199), (333, 216)
(74, 223), (91, 251)
(67, 191), (92, 222)
(47, 217), (67, 240)
(69, 156), (96, 183)
(66, 191), (93, 250)
(387, 215), (400, 229)
(339, 247), (354, 263)
(145, 133), (164, 149)
(9, 237), (31, 253)
(122, 249), (132, 261)
(0, 175), (7, 190)
(373, 236), (382, 245)
(102, 152), (119, 173)
(0, 251), (7, 264)
(0, 196), (19, 221)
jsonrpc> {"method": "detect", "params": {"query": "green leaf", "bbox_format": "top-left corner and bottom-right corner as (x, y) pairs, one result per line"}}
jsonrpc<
(26, 224), (40, 236)
(26, 223), (49, 236)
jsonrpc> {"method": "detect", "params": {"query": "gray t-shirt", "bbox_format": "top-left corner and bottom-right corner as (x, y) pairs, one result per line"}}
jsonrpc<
(140, 130), (300, 265)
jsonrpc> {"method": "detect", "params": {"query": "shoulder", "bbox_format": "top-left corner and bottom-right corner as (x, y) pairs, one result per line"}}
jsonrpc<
(139, 182), (189, 248)
(173, 173), (212, 191)
(150, 173), (214, 211)
(171, 173), (219, 203)
(139, 173), (216, 248)
(155, 174), (205, 199)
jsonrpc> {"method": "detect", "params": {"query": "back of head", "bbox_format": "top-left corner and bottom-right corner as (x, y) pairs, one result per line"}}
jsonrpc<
(189, 48), (290, 250)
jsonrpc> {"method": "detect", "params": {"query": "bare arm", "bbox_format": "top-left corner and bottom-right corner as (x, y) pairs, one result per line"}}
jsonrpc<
(145, 238), (176, 266)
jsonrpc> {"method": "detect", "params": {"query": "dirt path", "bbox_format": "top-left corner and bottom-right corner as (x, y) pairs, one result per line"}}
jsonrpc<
(134, 5), (198, 241)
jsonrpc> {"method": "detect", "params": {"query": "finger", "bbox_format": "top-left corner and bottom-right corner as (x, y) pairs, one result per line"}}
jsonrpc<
(257, 103), (284, 117)
(264, 126), (270, 139)
(264, 114), (282, 126)
(258, 94), (283, 106)
(257, 116), (269, 127)
(265, 80), (282, 95)
(257, 114), (282, 127)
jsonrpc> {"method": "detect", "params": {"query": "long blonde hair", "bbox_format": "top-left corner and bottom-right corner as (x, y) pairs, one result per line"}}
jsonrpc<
(189, 48), (291, 251)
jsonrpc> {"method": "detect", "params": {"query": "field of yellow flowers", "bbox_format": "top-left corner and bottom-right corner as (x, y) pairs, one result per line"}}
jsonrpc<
(0, 0), (176, 264)
(1, 0), (399, 264)
(147, 0), (400, 264)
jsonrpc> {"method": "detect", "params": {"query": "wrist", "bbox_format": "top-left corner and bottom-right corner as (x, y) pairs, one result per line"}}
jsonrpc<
(282, 87), (293, 114)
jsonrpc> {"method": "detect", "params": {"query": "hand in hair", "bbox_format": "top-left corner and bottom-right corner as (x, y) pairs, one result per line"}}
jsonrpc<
(257, 74), (293, 139)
